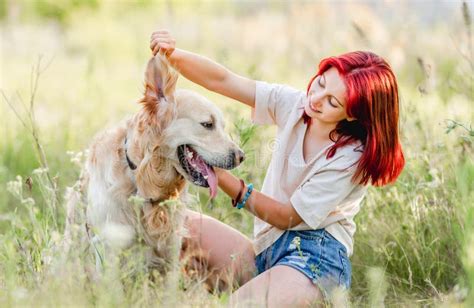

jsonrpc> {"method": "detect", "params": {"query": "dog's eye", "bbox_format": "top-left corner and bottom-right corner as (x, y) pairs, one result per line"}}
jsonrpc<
(200, 122), (214, 129)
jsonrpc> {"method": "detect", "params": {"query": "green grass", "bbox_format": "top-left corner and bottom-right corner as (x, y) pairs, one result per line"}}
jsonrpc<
(1, 1), (473, 306)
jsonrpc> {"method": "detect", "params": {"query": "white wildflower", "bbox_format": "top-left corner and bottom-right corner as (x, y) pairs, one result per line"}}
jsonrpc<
(453, 284), (468, 302)
(50, 230), (61, 243)
(32, 168), (48, 175)
(6, 176), (23, 199)
(67, 150), (84, 166)
(11, 287), (28, 300)
(21, 198), (35, 207)
(291, 236), (301, 248)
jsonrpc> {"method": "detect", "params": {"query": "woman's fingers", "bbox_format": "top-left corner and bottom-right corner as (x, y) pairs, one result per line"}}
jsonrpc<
(152, 44), (160, 56)
(151, 29), (170, 36)
(151, 41), (172, 55)
(150, 31), (171, 44)
(150, 30), (169, 41)
(150, 30), (176, 56)
(150, 39), (157, 51)
(150, 39), (166, 54)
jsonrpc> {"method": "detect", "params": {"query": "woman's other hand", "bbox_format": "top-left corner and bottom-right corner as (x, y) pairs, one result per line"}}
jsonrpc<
(150, 30), (176, 57)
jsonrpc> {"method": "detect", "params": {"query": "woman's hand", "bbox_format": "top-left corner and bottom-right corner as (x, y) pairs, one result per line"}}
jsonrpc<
(150, 30), (176, 57)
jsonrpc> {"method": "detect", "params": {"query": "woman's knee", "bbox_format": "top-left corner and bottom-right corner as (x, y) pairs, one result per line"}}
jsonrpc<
(182, 209), (256, 287)
(183, 209), (207, 239)
(231, 265), (326, 307)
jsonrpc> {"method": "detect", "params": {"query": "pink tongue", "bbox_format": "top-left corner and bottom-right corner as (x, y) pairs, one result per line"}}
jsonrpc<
(192, 155), (218, 199)
(205, 165), (217, 199)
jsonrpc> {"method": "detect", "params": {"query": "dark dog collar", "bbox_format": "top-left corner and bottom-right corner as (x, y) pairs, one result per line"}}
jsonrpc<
(124, 138), (137, 170)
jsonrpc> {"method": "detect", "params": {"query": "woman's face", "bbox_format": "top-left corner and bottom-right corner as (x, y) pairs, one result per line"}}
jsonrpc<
(304, 67), (355, 125)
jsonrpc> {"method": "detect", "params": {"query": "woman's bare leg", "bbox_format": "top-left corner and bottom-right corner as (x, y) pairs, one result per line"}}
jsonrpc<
(183, 209), (256, 290)
(230, 265), (326, 307)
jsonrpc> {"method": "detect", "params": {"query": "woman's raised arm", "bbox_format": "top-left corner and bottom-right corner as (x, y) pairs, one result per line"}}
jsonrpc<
(150, 30), (256, 108)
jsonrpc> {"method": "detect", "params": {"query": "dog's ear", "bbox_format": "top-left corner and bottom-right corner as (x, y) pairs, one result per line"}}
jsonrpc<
(140, 55), (178, 116)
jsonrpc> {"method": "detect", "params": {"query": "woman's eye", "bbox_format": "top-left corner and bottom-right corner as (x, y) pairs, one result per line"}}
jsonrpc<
(317, 76), (324, 88)
(328, 98), (337, 108)
(201, 122), (214, 129)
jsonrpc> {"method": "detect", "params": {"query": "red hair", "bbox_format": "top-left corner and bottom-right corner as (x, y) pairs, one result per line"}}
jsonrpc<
(305, 51), (405, 186)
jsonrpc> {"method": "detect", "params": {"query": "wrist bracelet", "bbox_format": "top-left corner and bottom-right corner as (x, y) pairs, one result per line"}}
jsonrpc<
(236, 183), (253, 210)
(232, 179), (245, 207)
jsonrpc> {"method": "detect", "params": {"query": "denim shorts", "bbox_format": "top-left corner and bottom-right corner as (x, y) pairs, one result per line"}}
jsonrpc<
(255, 229), (351, 301)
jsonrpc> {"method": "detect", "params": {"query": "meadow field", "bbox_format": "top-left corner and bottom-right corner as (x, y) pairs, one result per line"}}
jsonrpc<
(1, 0), (473, 306)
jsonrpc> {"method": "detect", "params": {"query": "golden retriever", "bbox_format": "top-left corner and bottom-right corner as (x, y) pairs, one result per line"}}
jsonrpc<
(84, 55), (244, 272)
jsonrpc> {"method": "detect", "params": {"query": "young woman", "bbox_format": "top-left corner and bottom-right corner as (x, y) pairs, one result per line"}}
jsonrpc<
(150, 30), (404, 306)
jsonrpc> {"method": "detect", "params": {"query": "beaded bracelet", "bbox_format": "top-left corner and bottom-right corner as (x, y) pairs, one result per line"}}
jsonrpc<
(232, 179), (245, 207)
(236, 183), (253, 210)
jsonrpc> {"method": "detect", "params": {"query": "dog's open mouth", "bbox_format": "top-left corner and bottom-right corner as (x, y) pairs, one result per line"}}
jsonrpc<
(177, 145), (218, 199)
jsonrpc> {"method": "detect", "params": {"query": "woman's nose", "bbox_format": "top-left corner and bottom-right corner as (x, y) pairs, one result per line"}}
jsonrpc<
(309, 93), (322, 107)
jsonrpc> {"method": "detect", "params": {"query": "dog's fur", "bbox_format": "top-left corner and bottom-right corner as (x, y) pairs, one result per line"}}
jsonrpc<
(84, 55), (243, 271)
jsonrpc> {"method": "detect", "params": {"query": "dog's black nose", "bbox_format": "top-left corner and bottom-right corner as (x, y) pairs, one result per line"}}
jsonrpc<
(236, 149), (245, 164)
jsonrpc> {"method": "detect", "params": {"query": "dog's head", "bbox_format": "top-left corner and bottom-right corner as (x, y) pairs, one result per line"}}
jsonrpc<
(128, 55), (244, 200)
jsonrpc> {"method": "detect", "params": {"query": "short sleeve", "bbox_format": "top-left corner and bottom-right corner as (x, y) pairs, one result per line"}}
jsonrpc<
(289, 163), (357, 230)
(252, 81), (305, 128)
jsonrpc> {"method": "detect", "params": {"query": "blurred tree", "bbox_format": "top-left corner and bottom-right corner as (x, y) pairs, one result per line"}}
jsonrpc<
(1, 0), (100, 23)
(34, 0), (98, 23)
(0, 0), (6, 20)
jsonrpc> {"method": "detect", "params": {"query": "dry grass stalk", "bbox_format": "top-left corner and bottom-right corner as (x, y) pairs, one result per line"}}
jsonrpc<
(1, 55), (60, 226)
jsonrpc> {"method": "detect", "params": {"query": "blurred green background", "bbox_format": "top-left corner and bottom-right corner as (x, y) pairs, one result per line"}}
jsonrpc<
(1, 0), (473, 306)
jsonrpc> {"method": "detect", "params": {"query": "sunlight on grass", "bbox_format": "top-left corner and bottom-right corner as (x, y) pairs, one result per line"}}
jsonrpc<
(1, 0), (473, 306)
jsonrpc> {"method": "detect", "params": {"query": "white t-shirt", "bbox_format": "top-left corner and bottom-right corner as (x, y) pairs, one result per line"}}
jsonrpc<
(251, 81), (368, 257)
